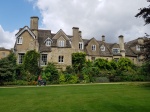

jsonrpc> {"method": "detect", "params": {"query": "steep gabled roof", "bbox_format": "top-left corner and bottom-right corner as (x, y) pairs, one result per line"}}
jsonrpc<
(52, 29), (70, 41)
(38, 29), (72, 52)
(38, 29), (52, 52)
(97, 41), (112, 56)
(15, 26), (36, 39)
(124, 44), (137, 57)
(84, 37), (98, 46)
(0, 47), (11, 51)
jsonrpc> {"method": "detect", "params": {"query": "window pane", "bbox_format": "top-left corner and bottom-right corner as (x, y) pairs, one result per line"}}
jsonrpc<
(41, 54), (47, 65)
(18, 53), (24, 64)
(58, 56), (64, 63)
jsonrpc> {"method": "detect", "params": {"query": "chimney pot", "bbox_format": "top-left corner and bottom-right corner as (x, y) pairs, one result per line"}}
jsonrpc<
(102, 35), (105, 42)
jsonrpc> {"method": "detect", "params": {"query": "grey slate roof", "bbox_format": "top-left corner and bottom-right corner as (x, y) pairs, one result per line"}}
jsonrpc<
(38, 29), (72, 52)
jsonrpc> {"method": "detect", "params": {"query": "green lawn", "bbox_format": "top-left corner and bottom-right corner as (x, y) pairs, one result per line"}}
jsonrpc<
(0, 83), (150, 112)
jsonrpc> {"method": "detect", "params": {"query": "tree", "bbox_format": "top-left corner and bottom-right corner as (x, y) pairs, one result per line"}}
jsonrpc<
(0, 52), (16, 85)
(94, 58), (112, 70)
(135, 0), (150, 25)
(42, 62), (59, 83)
(72, 52), (86, 73)
(23, 50), (40, 76)
(135, 0), (150, 73)
(82, 60), (99, 82)
(117, 58), (134, 71)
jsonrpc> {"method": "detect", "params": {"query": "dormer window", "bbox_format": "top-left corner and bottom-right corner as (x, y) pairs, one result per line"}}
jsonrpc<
(46, 40), (51, 46)
(112, 48), (120, 54)
(17, 37), (23, 44)
(58, 40), (64, 47)
(45, 37), (52, 46)
(92, 45), (96, 51)
(136, 45), (140, 51)
(79, 42), (83, 50)
(100, 45), (105, 51)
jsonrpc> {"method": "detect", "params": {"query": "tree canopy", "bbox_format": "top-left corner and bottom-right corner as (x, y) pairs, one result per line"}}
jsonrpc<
(23, 50), (40, 76)
(0, 52), (16, 84)
(135, 0), (150, 25)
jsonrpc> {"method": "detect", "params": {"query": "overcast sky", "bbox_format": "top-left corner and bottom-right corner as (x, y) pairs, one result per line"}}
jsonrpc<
(0, 0), (149, 49)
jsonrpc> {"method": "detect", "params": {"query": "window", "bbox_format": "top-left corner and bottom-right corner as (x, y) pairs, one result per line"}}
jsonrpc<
(46, 40), (51, 46)
(114, 58), (119, 62)
(18, 53), (25, 64)
(100, 45), (105, 51)
(58, 40), (64, 47)
(17, 37), (23, 44)
(112, 48), (120, 54)
(92, 45), (96, 51)
(79, 42), (83, 50)
(58, 56), (64, 63)
(136, 45), (140, 51)
(91, 57), (95, 61)
(41, 54), (47, 65)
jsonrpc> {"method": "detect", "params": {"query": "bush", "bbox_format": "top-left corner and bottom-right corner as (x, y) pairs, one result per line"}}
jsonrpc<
(83, 74), (90, 83)
(68, 75), (79, 84)
(42, 63), (59, 83)
(94, 77), (109, 83)
(59, 74), (66, 84)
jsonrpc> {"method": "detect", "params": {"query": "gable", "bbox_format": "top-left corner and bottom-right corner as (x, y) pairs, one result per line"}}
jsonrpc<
(85, 38), (100, 56)
(44, 37), (53, 43)
(52, 29), (70, 41)
(112, 43), (120, 49)
(15, 26), (36, 39)
(87, 38), (99, 46)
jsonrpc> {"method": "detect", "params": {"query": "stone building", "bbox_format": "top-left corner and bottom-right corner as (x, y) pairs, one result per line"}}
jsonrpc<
(0, 47), (11, 59)
(14, 16), (147, 70)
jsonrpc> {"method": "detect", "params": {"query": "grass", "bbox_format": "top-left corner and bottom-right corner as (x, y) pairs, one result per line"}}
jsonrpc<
(0, 83), (150, 112)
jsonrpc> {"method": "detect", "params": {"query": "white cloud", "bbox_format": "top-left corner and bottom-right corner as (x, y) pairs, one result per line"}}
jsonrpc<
(0, 25), (17, 49)
(32, 0), (149, 43)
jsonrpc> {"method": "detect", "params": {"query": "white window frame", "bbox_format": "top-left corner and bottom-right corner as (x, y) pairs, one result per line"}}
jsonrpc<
(100, 45), (105, 51)
(41, 54), (47, 65)
(136, 45), (140, 51)
(58, 56), (64, 63)
(17, 37), (23, 44)
(92, 45), (96, 51)
(112, 48), (120, 54)
(18, 53), (25, 64)
(58, 40), (65, 47)
(46, 40), (51, 46)
(79, 42), (83, 50)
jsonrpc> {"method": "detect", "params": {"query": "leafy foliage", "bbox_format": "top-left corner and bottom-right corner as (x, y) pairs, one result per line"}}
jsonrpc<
(94, 58), (112, 70)
(0, 52), (16, 85)
(23, 50), (40, 76)
(117, 58), (134, 71)
(140, 61), (150, 76)
(135, 0), (150, 72)
(82, 60), (99, 82)
(42, 62), (59, 83)
(135, 1), (150, 25)
(72, 52), (86, 73)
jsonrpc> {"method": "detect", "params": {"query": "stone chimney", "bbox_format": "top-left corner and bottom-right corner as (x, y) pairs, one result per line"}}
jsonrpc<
(79, 31), (82, 38)
(30, 16), (39, 30)
(119, 35), (125, 57)
(138, 37), (144, 45)
(30, 16), (39, 51)
(102, 35), (105, 42)
(72, 27), (79, 49)
(30, 16), (39, 38)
